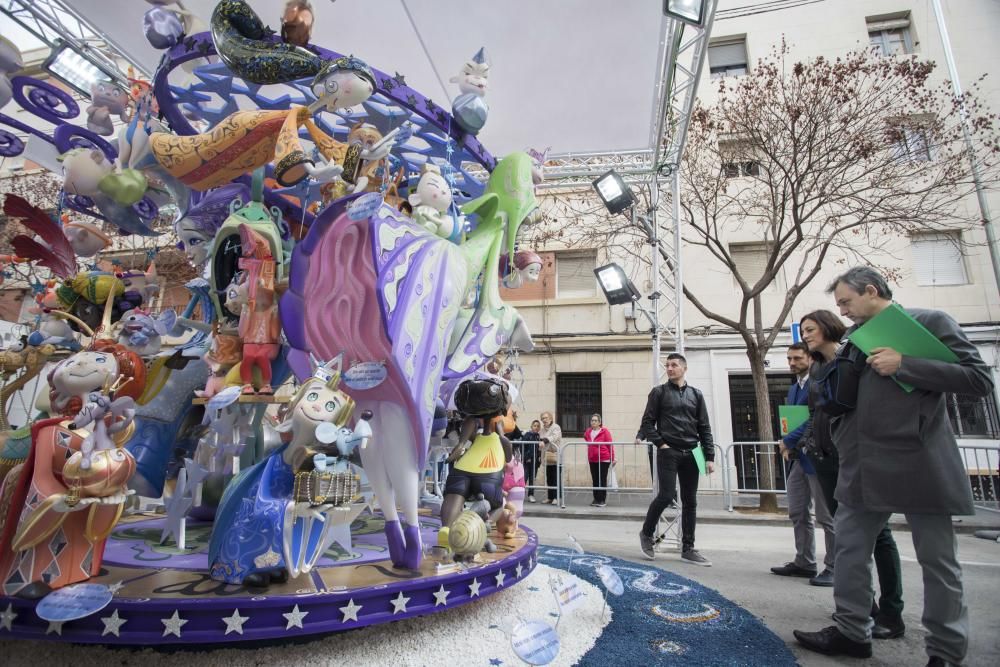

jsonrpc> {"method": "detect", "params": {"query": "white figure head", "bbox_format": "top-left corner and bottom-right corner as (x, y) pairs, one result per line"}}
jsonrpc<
(450, 48), (490, 97)
(311, 56), (377, 112)
(64, 221), (112, 257)
(176, 218), (213, 268)
(408, 164), (452, 213)
(60, 148), (113, 196)
(49, 349), (119, 413)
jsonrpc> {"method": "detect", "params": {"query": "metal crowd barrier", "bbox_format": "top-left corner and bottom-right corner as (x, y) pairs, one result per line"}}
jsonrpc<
(425, 437), (999, 515)
(958, 443), (1000, 513)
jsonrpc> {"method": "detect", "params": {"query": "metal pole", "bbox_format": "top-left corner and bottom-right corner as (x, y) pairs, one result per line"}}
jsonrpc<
(930, 0), (1000, 294)
(648, 190), (662, 388)
(672, 169), (685, 354)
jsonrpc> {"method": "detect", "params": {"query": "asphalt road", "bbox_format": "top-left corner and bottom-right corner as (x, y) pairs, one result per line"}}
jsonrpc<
(527, 515), (1000, 666)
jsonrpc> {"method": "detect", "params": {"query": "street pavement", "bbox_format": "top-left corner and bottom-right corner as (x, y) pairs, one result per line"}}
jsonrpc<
(525, 505), (1000, 666)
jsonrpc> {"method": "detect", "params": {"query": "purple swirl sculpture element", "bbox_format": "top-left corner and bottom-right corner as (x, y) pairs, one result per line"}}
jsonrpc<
(0, 127), (23, 157)
(11, 76), (79, 123)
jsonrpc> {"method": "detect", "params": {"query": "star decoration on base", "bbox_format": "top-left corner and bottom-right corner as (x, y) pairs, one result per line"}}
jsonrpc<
(222, 608), (250, 635)
(495, 569), (506, 588)
(390, 591), (410, 615)
(0, 603), (16, 631)
(393, 72), (406, 87)
(433, 585), (450, 607)
(490, 659), (503, 666)
(339, 599), (362, 623)
(161, 610), (188, 638)
(515, 563), (524, 578)
(107, 580), (125, 594)
(45, 620), (63, 636)
(283, 604), (308, 630)
(100, 609), (127, 637)
(468, 578), (481, 598)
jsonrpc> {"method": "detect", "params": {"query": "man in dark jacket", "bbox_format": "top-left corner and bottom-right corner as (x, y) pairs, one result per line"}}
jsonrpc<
(794, 266), (994, 667)
(771, 343), (836, 585)
(635, 353), (716, 566)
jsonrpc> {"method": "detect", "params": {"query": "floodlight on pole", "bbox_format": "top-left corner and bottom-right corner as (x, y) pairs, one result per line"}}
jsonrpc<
(663, 0), (707, 26)
(594, 263), (643, 306)
(592, 169), (636, 215)
(43, 39), (116, 97)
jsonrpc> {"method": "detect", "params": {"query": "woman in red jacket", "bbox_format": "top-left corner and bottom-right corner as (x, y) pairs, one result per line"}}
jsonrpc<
(585, 414), (614, 507)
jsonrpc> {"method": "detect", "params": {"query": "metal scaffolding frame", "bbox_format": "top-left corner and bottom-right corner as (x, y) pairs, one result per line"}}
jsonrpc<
(538, 2), (719, 384)
(0, 0), (150, 86)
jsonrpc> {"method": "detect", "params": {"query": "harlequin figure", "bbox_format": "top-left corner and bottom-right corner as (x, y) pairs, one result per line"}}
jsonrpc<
(234, 224), (281, 394)
(0, 342), (146, 598)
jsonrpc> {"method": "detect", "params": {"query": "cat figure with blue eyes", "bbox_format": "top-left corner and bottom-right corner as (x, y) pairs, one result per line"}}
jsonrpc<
(207, 354), (369, 587)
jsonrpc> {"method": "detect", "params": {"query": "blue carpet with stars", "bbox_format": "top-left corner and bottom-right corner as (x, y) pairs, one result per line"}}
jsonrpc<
(538, 545), (797, 666)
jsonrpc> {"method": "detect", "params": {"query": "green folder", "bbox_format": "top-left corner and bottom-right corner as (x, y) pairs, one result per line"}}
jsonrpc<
(692, 444), (707, 475)
(847, 303), (958, 392)
(779, 405), (810, 436)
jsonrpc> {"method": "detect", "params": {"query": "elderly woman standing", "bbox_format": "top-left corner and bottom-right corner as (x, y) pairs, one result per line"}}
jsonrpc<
(585, 414), (614, 507)
(539, 411), (562, 505)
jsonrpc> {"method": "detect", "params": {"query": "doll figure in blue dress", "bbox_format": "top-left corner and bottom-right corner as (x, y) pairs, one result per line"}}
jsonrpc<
(207, 354), (371, 587)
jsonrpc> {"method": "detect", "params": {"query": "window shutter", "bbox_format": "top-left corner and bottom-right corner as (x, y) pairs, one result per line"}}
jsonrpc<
(912, 233), (968, 286)
(556, 252), (597, 298)
(709, 41), (747, 68)
(729, 244), (770, 286)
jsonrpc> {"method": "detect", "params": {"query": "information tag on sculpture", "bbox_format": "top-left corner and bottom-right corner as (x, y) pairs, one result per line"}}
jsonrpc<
(552, 576), (585, 613)
(343, 361), (388, 390)
(35, 583), (113, 621)
(596, 564), (624, 596)
(511, 620), (560, 666)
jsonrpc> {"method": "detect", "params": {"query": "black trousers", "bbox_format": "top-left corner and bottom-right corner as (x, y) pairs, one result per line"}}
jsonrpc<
(523, 454), (537, 496)
(589, 461), (611, 502)
(545, 463), (561, 501)
(814, 460), (905, 619)
(642, 447), (699, 550)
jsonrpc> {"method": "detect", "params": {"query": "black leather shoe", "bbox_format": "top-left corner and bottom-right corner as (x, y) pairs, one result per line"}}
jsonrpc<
(793, 625), (872, 658)
(243, 573), (270, 589)
(872, 615), (905, 639)
(771, 562), (818, 578)
(926, 657), (955, 667)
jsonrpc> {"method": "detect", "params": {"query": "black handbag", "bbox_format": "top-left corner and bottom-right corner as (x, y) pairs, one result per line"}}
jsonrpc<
(812, 342), (866, 417)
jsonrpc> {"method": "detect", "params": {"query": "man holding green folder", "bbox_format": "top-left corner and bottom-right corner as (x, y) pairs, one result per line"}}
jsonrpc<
(636, 353), (716, 566)
(794, 266), (994, 667)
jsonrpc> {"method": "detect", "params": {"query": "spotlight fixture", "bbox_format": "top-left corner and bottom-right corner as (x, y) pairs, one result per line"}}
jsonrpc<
(43, 39), (117, 97)
(594, 263), (642, 306)
(663, 0), (708, 26)
(592, 169), (635, 215)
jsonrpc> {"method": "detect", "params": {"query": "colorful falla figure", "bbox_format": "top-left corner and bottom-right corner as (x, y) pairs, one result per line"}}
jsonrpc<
(0, 339), (145, 598)
(117, 308), (178, 356)
(235, 224), (281, 394)
(63, 219), (112, 258)
(450, 47), (490, 135)
(408, 163), (460, 240)
(208, 354), (368, 587)
(147, 56), (397, 190)
(173, 184), (251, 275)
(86, 81), (130, 137)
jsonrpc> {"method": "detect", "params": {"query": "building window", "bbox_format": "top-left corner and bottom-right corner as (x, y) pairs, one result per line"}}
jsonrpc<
(709, 38), (748, 79)
(723, 161), (760, 178)
(891, 124), (932, 162)
(911, 232), (968, 286)
(556, 250), (597, 298)
(729, 243), (772, 288)
(948, 392), (1000, 439)
(555, 372), (602, 437)
(867, 14), (914, 55)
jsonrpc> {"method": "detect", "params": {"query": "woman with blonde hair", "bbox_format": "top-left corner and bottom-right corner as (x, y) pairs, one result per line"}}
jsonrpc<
(538, 411), (562, 505)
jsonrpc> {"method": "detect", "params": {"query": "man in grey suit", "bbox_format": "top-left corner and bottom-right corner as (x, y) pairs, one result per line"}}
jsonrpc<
(793, 266), (994, 667)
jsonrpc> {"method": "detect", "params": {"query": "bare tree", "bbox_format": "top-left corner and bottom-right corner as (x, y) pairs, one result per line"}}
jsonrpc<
(529, 42), (1000, 511)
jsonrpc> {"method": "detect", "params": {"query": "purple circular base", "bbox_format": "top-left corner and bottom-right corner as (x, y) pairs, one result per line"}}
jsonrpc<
(0, 517), (538, 646)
